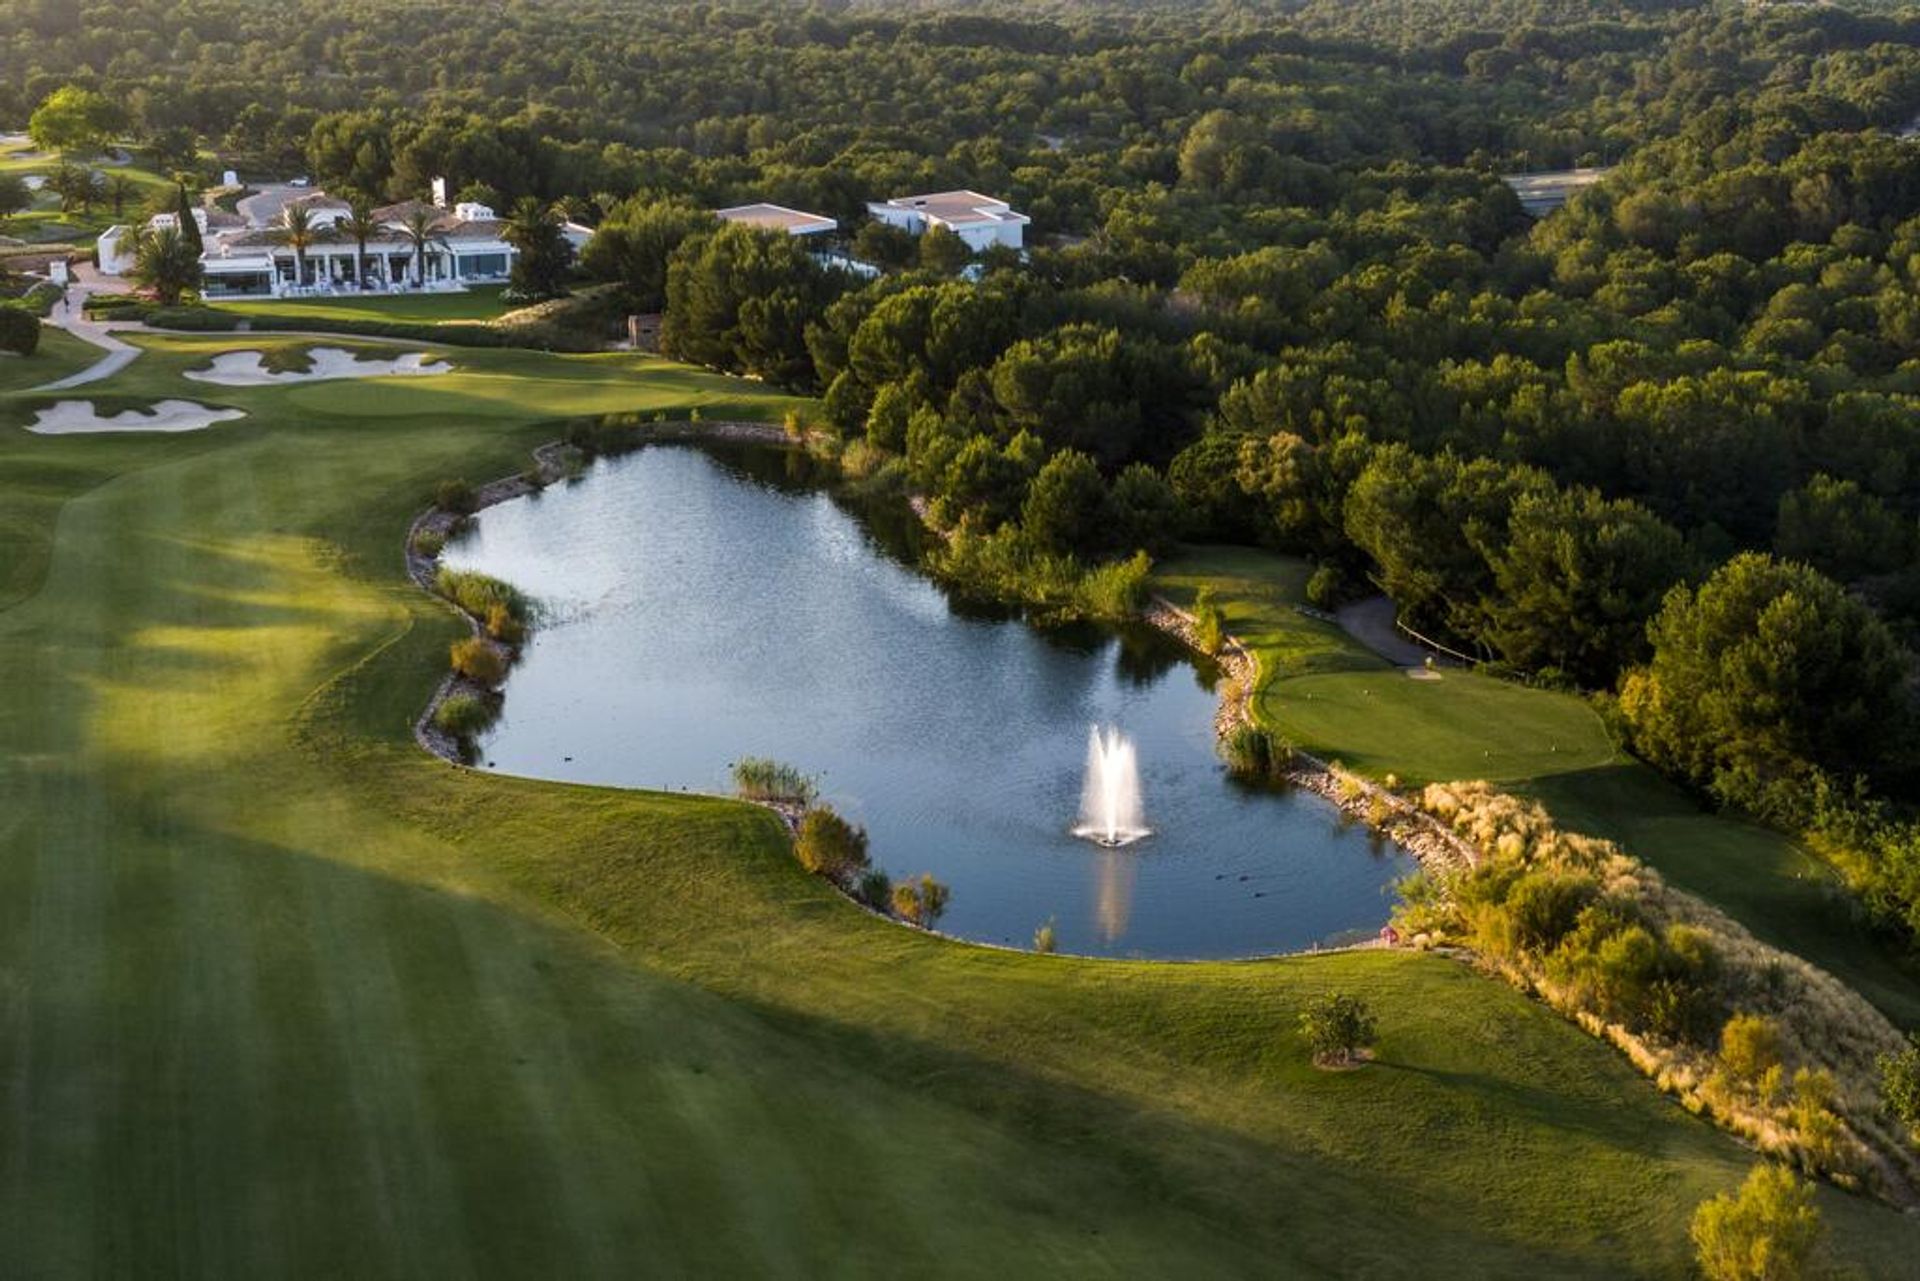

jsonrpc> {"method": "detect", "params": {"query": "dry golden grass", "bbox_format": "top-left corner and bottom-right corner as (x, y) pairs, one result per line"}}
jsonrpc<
(1412, 781), (1918, 1205)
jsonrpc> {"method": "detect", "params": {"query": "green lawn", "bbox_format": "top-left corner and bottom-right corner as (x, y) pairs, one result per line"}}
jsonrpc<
(1156, 546), (1920, 1030)
(0, 356), (1914, 1275)
(209, 287), (512, 324)
(0, 140), (177, 242)
(0, 325), (98, 393)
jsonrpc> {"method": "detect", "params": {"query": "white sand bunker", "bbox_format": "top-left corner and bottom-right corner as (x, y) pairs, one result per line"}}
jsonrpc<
(27, 399), (247, 435)
(184, 346), (452, 386)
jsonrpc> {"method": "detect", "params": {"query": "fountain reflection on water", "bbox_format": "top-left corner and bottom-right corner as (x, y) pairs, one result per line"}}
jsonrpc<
(1073, 724), (1150, 848)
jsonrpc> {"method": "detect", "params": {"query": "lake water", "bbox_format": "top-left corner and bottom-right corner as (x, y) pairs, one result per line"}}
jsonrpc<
(442, 443), (1412, 958)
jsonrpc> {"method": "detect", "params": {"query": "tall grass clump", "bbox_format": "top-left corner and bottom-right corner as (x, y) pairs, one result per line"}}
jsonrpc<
(433, 692), (496, 737)
(1223, 724), (1293, 782)
(732, 757), (817, 805)
(435, 567), (531, 640)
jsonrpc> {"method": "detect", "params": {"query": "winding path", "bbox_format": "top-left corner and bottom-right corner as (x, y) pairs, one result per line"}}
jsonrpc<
(29, 267), (140, 391)
(1336, 595), (1434, 667)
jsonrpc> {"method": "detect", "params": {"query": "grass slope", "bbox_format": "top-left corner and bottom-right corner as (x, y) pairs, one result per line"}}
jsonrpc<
(0, 325), (98, 393)
(1156, 546), (1920, 1030)
(0, 355), (1914, 1275)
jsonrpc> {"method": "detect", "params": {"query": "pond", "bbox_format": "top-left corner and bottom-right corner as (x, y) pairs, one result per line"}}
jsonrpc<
(441, 443), (1413, 959)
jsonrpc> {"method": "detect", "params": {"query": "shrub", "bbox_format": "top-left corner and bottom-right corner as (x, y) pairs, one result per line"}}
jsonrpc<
(1690, 1164), (1822, 1281)
(411, 527), (446, 558)
(1033, 918), (1058, 954)
(433, 693), (495, 737)
(1191, 585), (1224, 654)
(0, 306), (40, 356)
(853, 868), (893, 911)
(1298, 993), (1377, 1067)
(1504, 870), (1598, 956)
(142, 305), (243, 332)
(1879, 1033), (1920, 1136)
(731, 757), (816, 805)
(891, 873), (951, 928)
(1074, 550), (1153, 619)
(1222, 724), (1291, 782)
(1306, 563), (1344, 609)
(435, 478), (477, 514)
(1717, 1013), (1785, 1093)
(794, 806), (870, 882)
(450, 637), (508, 686)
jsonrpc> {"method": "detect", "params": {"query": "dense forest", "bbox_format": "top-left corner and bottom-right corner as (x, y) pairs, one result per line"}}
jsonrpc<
(10, 0), (1920, 941)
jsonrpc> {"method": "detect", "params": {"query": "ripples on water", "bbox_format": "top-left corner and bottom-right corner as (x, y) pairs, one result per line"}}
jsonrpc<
(441, 443), (1413, 958)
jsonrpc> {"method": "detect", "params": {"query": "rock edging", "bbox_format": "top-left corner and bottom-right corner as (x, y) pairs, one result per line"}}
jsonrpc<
(1146, 594), (1477, 878)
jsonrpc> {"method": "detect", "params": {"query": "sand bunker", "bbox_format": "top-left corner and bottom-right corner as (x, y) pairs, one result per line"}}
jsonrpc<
(27, 400), (247, 435)
(184, 347), (452, 386)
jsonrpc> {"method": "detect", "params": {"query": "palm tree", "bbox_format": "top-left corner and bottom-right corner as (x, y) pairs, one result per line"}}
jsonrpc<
(400, 206), (447, 288)
(337, 193), (377, 290)
(105, 174), (139, 217)
(131, 224), (202, 305)
(277, 203), (316, 290)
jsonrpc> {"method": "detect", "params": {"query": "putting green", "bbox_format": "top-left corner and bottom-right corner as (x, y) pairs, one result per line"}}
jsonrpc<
(0, 348), (1914, 1275)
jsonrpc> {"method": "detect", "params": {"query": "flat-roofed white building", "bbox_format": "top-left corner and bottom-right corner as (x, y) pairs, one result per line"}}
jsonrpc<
(865, 190), (1028, 252)
(97, 185), (530, 298)
(715, 203), (837, 236)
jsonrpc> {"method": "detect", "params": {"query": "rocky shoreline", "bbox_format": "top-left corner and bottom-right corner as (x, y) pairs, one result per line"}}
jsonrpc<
(1146, 594), (1476, 878)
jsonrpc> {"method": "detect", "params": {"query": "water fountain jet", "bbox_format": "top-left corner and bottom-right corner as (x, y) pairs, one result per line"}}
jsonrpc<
(1072, 724), (1149, 847)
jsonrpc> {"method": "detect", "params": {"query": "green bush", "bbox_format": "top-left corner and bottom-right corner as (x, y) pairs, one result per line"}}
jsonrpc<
(1690, 1164), (1822, 1281)
(434, 479), (477, 515)
(432, 693), (495, 737)
(1191, 585), (1224, 654)
(449, 636), (508, 686)
(411, 527), (446, 558)
(1074, 551), (1152, 619)
(1222, 724), (1292, 783)
(794, 806), (870, 882)
(144, 305), (243, 331)
(0, 306), (39, 356)
(1879, 1033), (1920, 1136)
(1306, 564), (1344, 609)
(853, 868), (893, 911)
(1716, 1013), (1785, 1093)
(731, 757), (817, 805)
(1298, 993), (1377, 1067)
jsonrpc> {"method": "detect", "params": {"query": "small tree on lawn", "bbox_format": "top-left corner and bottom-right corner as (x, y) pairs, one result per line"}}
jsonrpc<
(1690, 1163), (1822, 1281)
(1298, 993), (1377, 1067)
(794, 806), (869, 883)
(891, 873), (950, 928)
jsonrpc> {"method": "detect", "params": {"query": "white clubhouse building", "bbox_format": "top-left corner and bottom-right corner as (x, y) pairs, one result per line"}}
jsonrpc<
(866, 190), (1029, 251)
(96, 185), (575, 298)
